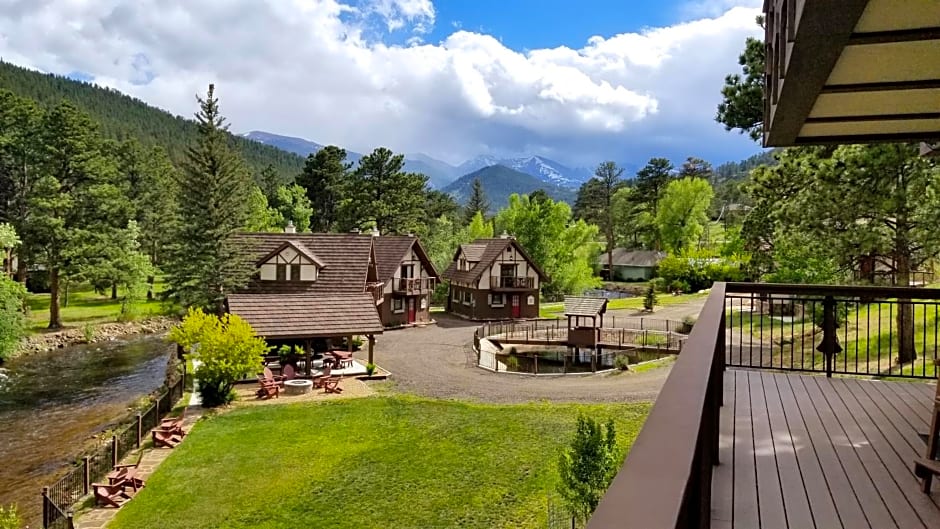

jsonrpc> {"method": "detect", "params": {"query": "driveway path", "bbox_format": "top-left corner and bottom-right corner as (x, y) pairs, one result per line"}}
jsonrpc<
(374, 310), (700, 404)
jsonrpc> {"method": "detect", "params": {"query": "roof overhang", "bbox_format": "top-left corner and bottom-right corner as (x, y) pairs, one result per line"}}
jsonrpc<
(763, 0), (940, 147)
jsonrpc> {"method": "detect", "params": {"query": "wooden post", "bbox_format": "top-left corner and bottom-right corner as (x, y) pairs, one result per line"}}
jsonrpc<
(136, 413), (142, 448)
(368, 335), (375, 365)
(534, 353), (539, 375)
(304, 340), (312, 377)
(42, 486), (49, 526)
(83, 456), (91, 495)
(348, 335), (354, 353)
(111, 435), (118, 467)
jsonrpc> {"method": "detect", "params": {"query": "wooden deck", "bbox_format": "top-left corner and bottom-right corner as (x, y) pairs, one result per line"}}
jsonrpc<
(712, 369), (940, 529)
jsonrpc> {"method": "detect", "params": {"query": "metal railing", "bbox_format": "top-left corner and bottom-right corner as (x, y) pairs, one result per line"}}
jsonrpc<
(41, 373), (185, 528)
(725, 283), (940, 379)
(490, 276), (534, 289)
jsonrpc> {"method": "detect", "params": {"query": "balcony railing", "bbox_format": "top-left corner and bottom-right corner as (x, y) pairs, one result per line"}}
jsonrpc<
(393, 277), (434, 294)
(490, 276), (533, 289)
(588, 282), (940, 529)
(365, 282), (384, 304)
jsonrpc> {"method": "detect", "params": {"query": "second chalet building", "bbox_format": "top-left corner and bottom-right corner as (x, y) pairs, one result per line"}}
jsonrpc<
(442, 236), (546, 320)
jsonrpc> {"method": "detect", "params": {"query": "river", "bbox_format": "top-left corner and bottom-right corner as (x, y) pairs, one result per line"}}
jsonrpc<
(0, 335), (173, 526)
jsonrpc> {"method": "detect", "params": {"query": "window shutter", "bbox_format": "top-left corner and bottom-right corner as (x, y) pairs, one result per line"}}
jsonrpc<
(487, 294), (492, 305)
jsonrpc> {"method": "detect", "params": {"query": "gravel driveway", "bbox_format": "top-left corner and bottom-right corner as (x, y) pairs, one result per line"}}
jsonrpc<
(373, 313), (680, 404)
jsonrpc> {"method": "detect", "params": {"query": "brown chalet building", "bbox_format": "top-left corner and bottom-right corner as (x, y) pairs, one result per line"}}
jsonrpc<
(372, 235), (440, 327)
(442, 236), (546, 320)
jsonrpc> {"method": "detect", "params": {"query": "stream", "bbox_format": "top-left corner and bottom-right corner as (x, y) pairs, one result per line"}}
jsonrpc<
(0, 335), (173, 526)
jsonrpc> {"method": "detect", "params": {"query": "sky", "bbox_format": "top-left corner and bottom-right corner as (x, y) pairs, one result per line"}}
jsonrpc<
(0, 0), (765, 170)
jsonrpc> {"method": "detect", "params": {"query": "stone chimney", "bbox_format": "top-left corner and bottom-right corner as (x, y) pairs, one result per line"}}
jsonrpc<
(499, 230), (511, 239)
(284, 220), (296, 234)
(350, 228), (361, 234)
(371, 227), (380, 237)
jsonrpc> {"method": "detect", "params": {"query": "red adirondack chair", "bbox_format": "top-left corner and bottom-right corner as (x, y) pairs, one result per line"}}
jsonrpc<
(152, 427), (183, 448)
(256, 378), (279, 399)
(107, 452), (145, 491)
(323, 376), (343, 394)
(93, 482), (134, 507)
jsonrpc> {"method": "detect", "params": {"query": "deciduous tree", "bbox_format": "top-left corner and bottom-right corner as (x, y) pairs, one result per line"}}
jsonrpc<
(557, 415), (621, 523)
(655, 177), (714, 254)
(0, 274), (27, 360)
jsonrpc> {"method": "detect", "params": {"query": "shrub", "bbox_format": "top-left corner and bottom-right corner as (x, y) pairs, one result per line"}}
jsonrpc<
(657, 253), (745, 293)
(613, 354), (630, 371)
(557, 416), (622, 523)
(366, 363), (377, 376)
(0, 504), (20, 529)
(168, 307), (268, 407)
(649, 277), (668, 293)
(82, 323), (96, 343)
(0, 277), (27, 361)
(643, 286), (657, 311)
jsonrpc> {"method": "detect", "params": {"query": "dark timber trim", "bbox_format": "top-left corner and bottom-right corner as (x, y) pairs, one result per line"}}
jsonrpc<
(805, 113), (940, 124)
(848, 27), (940, 45)
(763, 0), (870, 147)
(793, 131), (940, 146)
(821, 79), (940, 94)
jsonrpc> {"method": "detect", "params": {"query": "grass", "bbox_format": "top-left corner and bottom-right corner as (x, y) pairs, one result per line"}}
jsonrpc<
(25, 282), (170, 332)
(108, 396), (650, 529)
(539, 292), (707, 318)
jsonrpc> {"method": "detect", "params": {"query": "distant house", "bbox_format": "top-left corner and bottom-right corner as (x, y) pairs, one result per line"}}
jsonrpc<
(372, 235), (440, 327)
(598, 249), (666, 281)
(442, 236), (547, 320)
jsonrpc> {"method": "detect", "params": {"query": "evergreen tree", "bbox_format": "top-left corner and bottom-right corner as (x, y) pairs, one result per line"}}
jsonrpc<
(678, 156), (714, 182)
(0, 90), (42, 282)
(257, 164), (280, 204)
(575, 162), (626, 279)
(463, 178), (490, 224)
(345, 147), (428, 235)
(164, 84), (254, 316)
(716, 16), (765, 142)
(634, 158), (675, 250)
(296, 145), (349, 232)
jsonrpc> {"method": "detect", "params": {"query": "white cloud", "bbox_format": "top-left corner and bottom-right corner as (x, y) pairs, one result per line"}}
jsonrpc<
(0, 0), (764, 168)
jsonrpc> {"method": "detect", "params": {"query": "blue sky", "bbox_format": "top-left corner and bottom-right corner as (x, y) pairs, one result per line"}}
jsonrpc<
(1, 0), (765, 169)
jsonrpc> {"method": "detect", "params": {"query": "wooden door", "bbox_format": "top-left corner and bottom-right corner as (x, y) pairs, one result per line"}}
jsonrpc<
(407, 298), (416, 323)
(511, 295), (521, 318)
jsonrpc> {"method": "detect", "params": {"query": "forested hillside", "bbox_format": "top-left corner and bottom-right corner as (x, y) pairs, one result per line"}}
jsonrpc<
(0, 61), (304, 180)
(444, 165), (576, 209)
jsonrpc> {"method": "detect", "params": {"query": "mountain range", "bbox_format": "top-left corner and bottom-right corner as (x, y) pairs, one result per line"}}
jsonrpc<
(442, 165), (577, 210)
(241, 131), (595, 191)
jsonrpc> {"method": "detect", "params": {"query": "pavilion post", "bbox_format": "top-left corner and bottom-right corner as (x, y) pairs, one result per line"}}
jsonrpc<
(348, 335), (354, 353)
(368, 335), (375, 365)
(304, 340), (312, 377)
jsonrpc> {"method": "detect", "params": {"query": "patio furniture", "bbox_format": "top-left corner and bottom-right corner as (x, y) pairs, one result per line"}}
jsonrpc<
(262, 366), (286, 384)
(256, 378), (280, 400)
(152, 427), (183, 448)
(282, 364), (296, 381)
(92, 482), (134, 508)
(313, 365), (332, 388)
(159, 409), (186, 437)
(323, 376), (343, 394)
(284, 378), (313, 396)
(914, 381), (940, 492)
(330, 350), (353, 369)
(107, 452), (145, 491)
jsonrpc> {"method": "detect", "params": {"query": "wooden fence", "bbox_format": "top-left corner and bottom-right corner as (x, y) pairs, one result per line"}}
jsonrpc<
(41, 371), (186, 529)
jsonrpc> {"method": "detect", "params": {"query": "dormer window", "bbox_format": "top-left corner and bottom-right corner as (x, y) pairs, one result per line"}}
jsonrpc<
(258, 241), (323, 282)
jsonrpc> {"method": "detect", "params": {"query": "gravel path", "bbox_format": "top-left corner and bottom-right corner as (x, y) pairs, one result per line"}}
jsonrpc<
(374, 312), (693, 404)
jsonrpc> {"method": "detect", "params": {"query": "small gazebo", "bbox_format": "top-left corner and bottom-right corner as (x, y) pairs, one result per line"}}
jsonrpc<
(564, 296), (609, 363)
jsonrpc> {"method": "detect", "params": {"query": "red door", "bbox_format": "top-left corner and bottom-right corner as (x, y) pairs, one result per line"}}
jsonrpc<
(511, 295), (521, 318)
(407, 298), (416, 323)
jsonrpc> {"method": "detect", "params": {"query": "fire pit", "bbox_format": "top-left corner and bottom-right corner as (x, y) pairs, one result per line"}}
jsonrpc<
(283, 379), (313, 396)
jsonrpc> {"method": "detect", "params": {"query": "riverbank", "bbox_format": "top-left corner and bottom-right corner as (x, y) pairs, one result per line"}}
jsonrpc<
(15, 317), (178, 357)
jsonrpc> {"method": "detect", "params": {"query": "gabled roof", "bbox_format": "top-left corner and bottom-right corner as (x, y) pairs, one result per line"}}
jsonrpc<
(599, 249), (666, 268)
(231, 232), (374, 295)
(564, 296), (608, 317)
(460, 243), (488, 262)
(255, 240), (325, 268)
(442, 238), (547, 284)
(372, 235), (440, 282)
(228, 293), (383, 338)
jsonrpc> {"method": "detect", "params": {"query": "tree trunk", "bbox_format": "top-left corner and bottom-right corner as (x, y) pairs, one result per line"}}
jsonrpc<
(146, 275), (155, 301)
(895, 253), (917, 364)
(48, 267), (63, 329)
(15, 257), (27, 285)
(111, 283), (118, 300)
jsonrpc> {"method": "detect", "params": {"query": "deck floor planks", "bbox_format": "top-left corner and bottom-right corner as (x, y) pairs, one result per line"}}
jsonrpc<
(750, 371), (788, 529)
(760, 372), (816, 529)
(812, 376), (920, 528)
(830, 378), (940, 526)
(713, 370), (940, 529)
(732, 370), (760, 528)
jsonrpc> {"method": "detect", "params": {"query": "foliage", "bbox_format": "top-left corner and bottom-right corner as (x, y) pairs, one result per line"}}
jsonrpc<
(0, 504), (20, 529)
(629, 157), (676, 249)
(466, 211), (494, 240)
(657, 252), (745, 293)
(0, 61), (304, 181)
(244, 186), (282, 232)
(678, 157), (714, 181)
(762, 231), (841, 285)
(655, 177), (714, 253)
(0, 276), (27, 360)
(574, 162), (627, 273)
(443, 165), (576, 210)
(556, 415), (622, 523)
(271, 184), (314, 233)
(496, 194), (601, 297)
(716, 28), (765, 142)
(295, 145), (350, 232)
(464, 178), (491, 223)
(108, 396), (649, 529)
(613, 354), (630, 371)
(344, 147), (428, 235)
(168, 307), (267, 407)
(82, 323), (95, 342)
(366, 362), (377, 376)
(0, 223), (19, 250)
(163, 85), (255, 315)
(643, 286), (657, 312)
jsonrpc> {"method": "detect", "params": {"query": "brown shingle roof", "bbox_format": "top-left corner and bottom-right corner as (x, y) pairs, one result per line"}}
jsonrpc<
(255, 240), (325, 267)
(564, 296), (609, 317)
(460, 243), (487, 262)
(442, 238), (547, 284)
(231, 233), (374, 295)
(372, 236), (441, 282)
(227, 293), (384, 338)
(599, 249), (665, 267)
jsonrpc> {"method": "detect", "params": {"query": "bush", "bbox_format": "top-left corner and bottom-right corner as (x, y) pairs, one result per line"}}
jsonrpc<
(168, 308), (268, 408)
(557, 416), (622, 523)
(614, 354), (630, 371)
(0, 504), (20, 529)
(0, 277), (27, 361)
(649, 277), (668, 293)
(643, 286), (657, 311)
(657, 253), (745, 293)
(366, 363), (377, 376)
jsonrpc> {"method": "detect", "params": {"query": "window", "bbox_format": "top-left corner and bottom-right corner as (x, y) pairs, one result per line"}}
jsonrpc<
(290, 264), (301, 281)
(527, 295), (536, 306)
(463, 291), (472, 305)
(276, 264), (287, 281)
(490, 293), (505, 307)
(452, 289), (460, 302)
(392, 298), (404, 313)
(401, 264), (414, 278)
(420, 297), (427, 309)
(459, 258), (468, 271)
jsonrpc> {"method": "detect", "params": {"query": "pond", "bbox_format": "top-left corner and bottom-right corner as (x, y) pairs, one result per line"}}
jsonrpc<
(489, 347), (673, 375)
(0, 335), (173, 525)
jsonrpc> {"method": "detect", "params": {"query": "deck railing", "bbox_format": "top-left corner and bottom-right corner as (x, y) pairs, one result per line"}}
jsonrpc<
(490, 276), (534, 289)
(587, 282), (940, 528)
(393, 277), (434, 294)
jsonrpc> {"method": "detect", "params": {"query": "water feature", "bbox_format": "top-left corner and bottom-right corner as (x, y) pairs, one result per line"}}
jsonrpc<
(582, 288), (635, 299)
(0, 335), (172, 525)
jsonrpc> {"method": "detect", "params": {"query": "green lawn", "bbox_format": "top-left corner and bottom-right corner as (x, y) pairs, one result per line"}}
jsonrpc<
(540, 292), (707, 318)
(108, 396), (650, 529)
(26, 282), (169, 332)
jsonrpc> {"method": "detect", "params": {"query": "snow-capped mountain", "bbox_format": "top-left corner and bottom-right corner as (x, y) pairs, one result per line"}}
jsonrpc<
(455, 155), (592, 189)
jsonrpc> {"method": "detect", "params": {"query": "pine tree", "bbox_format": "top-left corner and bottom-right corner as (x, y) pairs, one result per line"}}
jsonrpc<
(463, 178), (490, 224)
(257, 164), (280, 204)
(575, 162), (626, 278)
(164, 84), (254, 315)
(345, 147), (428, 235)
(296, 146), (348, 232)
